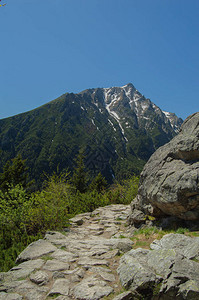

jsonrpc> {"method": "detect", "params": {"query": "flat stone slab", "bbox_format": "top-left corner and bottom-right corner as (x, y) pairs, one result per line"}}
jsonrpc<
(73, 275), (113, 300)
(51, 249), (78, 262)
(11, 259), (44, 270)
(7, 268), (35, 280)
(0, 293), (23, 300)
(78, 257), (109, 266)
(48, 279), (70, 296)
(98, 271), (116, 282)
(16, 239), (57, 263)
(43, 259), (70, 271)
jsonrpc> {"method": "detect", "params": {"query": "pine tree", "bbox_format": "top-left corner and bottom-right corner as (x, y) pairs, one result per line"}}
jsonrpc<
(89, 172), (107, 193)
(0, 154), (29, 192)
(71, 150), (89, 193)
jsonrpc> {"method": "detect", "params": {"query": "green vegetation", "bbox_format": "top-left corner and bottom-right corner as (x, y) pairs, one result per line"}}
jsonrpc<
(131, 226), (199, 250)
(0, 88), (178, 188)
(0, 154), (139, 272)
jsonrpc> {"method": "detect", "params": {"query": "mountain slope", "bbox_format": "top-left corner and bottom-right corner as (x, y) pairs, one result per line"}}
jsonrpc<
(0, 83), (183, 184)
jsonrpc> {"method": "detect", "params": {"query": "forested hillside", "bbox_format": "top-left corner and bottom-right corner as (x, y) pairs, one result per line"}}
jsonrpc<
(0, 84), (183, 188)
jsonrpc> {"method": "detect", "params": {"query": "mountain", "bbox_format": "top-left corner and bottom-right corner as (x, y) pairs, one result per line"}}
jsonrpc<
(0, 83), (183, 185)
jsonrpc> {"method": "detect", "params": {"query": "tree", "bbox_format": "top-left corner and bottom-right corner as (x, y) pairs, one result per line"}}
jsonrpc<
(0, 155), (29, 192)
(71, 150), (89, 193)
(89, 172), (107, 193)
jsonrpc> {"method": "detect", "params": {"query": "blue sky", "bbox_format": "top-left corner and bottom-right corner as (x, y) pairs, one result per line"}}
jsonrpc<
(0, 0), (198, 120)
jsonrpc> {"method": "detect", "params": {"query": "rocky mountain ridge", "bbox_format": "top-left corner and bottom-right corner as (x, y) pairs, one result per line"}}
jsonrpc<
(0, 83), (183, 184)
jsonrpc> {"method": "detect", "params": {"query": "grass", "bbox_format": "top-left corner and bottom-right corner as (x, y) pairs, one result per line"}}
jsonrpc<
(119, 235), (126, 239)
(130, 226), (199, 250)
(116, 217), (123, 221)
(60, 246), (67, 250)
(191, 258), (199, 263)
(41, 255), (53, 261)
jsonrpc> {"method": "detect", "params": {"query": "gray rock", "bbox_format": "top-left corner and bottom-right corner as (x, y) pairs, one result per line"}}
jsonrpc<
(112, 291), (133, 300)
(48, 279), (70, 296)
(16, 239), (57, 263)
(98, 271), (115, 282)
(118, 233), (199, 299)
(69, 216), (84, 225)
(128, 209), (146, 225)
(178, 280), (199, 299)
(117, 248), (159, 292)
(43, 259), (70, 271)
(172, 257), (199, 281)
(78, 257), (109, 266)
(12, 259), (44, 270)
(51, 249), (78, 262)
(7, 268), (35, 280)
(22, 289), (45, 300)
(55, 296), (71, 300)
(114, 241), (132, 253)
(101, 249), (120, 259)
(73, 275), (113, 299)
(132, 112), (199, 221)
(0, 279), (27, 293)
(15, 281), (49, 299)
(30, 270), (49, 285)
(0, 292), (23, 300)
(147, 248), (181, 278)
(6, 259), (45, 280)
(150, 233), (199, 259)
(53, 271), (66, 279)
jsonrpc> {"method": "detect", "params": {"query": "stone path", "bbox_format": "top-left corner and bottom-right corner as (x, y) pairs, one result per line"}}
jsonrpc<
(0, 204), (133, 300)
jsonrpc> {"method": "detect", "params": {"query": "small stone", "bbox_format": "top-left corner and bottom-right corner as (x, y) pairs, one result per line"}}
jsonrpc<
(99, 271), (115, 282)
(30, 271), (49, 285)
(101, 249), (120, 259)
(114, 241), (132, 253)
(69, 216), (84, 226)
(53, 271), (65, 279)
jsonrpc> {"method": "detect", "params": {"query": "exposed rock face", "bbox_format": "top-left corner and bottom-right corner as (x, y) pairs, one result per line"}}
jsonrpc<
(117, 233), (199, 299)
(132, 112), (199, 221)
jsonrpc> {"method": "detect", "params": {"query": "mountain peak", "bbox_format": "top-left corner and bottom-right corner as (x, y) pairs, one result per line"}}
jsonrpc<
(121, 83), (135, 89)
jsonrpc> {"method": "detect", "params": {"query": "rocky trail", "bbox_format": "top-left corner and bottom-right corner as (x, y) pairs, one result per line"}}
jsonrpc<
(0, 204), (134, 300)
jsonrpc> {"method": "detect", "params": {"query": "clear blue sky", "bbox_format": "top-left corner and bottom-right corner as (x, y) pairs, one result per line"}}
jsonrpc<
(0, 0), (198, 120)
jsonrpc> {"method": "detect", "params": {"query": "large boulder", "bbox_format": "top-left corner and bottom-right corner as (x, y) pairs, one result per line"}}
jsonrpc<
(117, 234), (199, 299)
(132, 112), (199, 221)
